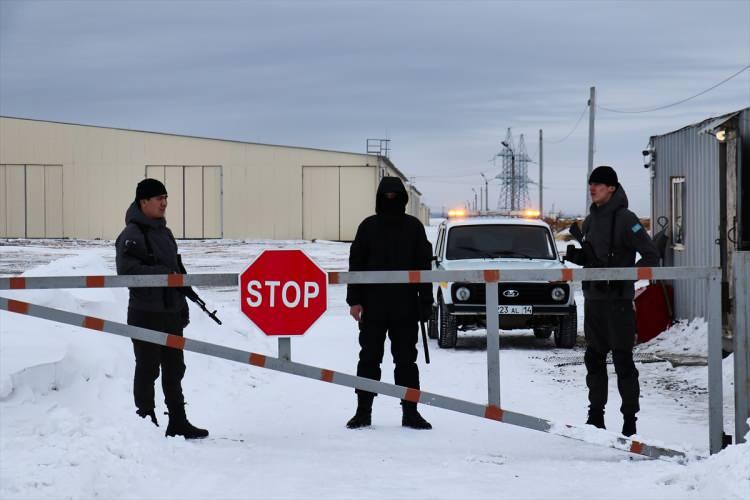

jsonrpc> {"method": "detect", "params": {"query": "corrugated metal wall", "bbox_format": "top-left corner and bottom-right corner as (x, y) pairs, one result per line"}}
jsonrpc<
(651, 122), (721, 319)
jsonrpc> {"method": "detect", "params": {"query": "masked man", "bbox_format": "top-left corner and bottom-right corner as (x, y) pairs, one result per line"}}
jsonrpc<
(345, 176), (435, 430)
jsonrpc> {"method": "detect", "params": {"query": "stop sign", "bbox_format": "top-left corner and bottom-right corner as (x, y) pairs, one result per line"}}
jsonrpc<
(239, 249), (328, 336)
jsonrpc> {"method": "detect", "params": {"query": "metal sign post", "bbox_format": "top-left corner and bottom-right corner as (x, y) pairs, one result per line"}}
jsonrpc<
(279, 338), (291, 361)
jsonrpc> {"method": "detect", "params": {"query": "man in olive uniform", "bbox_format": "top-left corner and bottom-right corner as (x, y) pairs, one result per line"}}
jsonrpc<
(115, 178), (208, 439)
(567, 166), (659, 437)
(346, 176), (434, 430)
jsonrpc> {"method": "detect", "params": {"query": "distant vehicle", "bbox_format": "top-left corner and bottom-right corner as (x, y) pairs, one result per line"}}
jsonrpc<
(428, 211), (577, 349)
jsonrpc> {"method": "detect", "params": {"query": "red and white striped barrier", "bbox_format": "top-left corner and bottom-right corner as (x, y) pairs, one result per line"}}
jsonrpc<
(0, 263), (724, 457)
(0, 296), (691, 462)
(0, 266), (719, 290)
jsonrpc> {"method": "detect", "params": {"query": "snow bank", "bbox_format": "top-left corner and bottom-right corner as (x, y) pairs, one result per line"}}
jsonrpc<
(0, 252), (130, 399)
(656, 422), (750, 500)
(637, 318), (708, 358)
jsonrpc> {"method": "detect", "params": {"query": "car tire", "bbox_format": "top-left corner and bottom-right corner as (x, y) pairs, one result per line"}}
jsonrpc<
(554, 311), (578, 349)
(533, 328), (553, 340)
(438, 297), (458, 348)
(427, 305), (438, 339)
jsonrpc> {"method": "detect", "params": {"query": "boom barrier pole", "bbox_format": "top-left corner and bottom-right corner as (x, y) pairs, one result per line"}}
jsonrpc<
(707, 273), (724, 453)
(485, 279), (501, 407)
(0, 296), (691, 463)
(0, 267), (718, 291)
(0, 264), (723, 457)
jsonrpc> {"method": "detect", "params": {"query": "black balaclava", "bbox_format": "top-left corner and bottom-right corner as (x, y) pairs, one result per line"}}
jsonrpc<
(375, 176), (409, 216)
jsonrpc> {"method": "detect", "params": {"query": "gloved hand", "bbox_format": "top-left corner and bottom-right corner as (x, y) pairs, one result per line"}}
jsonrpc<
(419, 302), (435, 322)
(564, 244), (585, 265)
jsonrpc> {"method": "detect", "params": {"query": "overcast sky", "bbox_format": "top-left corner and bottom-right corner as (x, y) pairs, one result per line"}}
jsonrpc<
(1, 0), (749, 216)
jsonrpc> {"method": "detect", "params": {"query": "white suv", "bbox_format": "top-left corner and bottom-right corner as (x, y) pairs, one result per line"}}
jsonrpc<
(428, 213), (577, 349)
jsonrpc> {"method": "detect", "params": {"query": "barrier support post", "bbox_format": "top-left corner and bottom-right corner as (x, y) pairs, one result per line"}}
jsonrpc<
(734, 252), (750, 444)
(485, 282), (501, 407)
(279, 338), (291, 361)
(707, 271), (724, 454)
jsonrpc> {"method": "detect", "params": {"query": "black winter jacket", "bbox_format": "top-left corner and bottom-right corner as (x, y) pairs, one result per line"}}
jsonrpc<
(346, 177), (434, 321)
(115, 202), (189, 315)
(580, 186), (659, 300)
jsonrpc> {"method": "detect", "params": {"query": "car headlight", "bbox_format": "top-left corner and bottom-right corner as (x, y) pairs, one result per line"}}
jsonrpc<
(456, 286), (471, 301)
(551, 287), (566, 301)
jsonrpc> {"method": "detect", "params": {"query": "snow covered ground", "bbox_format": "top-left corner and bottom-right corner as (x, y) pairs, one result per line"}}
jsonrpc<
(1, 236), (748, 500)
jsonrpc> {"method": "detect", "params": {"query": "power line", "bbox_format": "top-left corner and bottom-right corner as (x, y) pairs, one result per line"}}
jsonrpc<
(598, 64), (750, 114)
(545, 103), (590, 144)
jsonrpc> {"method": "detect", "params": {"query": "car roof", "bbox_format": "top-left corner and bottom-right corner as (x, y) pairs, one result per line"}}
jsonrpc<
(442, 216), (551, 230)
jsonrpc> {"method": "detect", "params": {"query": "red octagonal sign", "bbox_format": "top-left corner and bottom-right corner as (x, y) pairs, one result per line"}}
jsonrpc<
(239, 249), (328, 336)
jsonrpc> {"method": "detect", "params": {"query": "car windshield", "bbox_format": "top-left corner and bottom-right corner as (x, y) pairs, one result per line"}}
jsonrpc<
(446, 224), (556, 260)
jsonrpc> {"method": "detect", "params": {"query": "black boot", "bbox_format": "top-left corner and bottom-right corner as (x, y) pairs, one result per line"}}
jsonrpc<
(136, 408), (159, 427)
(402, 402), (432, 430)
(622, 415), (637, 437)
(586, 410), (605, 429)
(165, 406), (209, 439)
(346, 394), (373, 429)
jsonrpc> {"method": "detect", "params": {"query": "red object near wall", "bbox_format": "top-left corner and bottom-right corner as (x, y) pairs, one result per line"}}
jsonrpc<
(634, 283), (674, 343)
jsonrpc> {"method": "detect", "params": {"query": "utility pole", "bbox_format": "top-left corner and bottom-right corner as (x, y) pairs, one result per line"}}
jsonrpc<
(539, 129), (543, 217)
(481, 173), (489, 212)
(510, 153), (516, 211)
(587, 86), (596, 214)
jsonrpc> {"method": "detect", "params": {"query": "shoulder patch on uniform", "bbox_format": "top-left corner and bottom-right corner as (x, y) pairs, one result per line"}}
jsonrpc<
(631, 223), (643, 233)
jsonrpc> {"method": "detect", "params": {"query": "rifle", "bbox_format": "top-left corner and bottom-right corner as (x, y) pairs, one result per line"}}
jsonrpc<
(176, 255), (222, 325)
(122, 238), (222, 325)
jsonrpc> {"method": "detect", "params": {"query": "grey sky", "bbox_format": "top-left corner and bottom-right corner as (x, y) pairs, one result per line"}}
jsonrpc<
(1, 0), (749, 216)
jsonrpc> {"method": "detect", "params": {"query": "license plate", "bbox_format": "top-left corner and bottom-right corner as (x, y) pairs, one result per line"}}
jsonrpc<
(498, 305), (532, 315)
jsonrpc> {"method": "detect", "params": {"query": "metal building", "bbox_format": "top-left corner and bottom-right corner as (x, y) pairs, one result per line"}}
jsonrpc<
(647, 107), (749, 348)
(0, 117), (430, 241)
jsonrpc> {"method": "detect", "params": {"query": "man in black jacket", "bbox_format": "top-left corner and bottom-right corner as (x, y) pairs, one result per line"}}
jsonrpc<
(115, 178), (208, 439)
(567, 166), (659, 437)
(346, 176), (434, 430)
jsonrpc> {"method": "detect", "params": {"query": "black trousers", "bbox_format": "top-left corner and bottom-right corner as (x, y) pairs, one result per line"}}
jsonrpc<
(356, 319), (419, 401)
(584, 299), (640, 416)
(128, 309), (186, 413)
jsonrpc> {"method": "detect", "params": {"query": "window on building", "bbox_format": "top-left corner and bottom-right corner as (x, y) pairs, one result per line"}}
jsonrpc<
(671, 177), (685, 248)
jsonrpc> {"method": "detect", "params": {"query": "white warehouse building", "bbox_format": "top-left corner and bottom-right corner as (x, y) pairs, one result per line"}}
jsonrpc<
(0, 117), (430, 241)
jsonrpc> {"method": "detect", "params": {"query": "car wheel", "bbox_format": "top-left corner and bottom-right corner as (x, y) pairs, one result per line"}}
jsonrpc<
(533, 328), (552, 339)
(427, 305), (438, 339)
(554, 311), (577, 348)
(438, 296), (458, 348)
